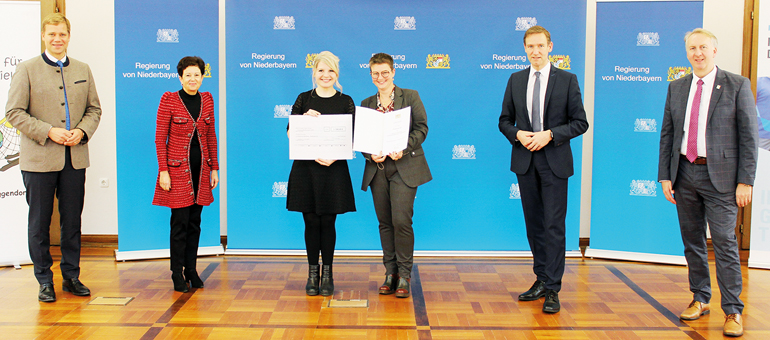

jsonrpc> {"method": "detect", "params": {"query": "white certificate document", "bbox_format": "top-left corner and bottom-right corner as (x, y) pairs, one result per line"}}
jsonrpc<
(289, 114), (353, 160)
(353, 106), (411, 155)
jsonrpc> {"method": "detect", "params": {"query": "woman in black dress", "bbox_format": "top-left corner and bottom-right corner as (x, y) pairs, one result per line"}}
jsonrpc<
(287, 51), (355, 296)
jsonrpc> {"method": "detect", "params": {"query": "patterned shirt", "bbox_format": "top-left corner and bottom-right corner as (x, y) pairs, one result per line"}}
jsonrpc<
(376, 88), (396, 113)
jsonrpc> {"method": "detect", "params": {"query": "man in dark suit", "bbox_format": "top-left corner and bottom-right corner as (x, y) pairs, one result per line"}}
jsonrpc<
(5, 13), (101, 302)
(658, 28), (756, 337)
(498, 26), (588, 314)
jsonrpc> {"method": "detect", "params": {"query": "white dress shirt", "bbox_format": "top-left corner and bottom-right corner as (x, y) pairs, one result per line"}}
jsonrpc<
(527, 64), (550, 131)
(681, 66), (717, 157)
(44, 50), (67, 64)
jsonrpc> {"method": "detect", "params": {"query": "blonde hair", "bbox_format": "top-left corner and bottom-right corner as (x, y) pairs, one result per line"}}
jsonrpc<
(312, 51), (342, 91)
(685, 28), (718, 48)
(41, 13), (70, 33)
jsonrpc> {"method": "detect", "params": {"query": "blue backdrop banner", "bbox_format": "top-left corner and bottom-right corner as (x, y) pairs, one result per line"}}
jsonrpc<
(225, 0), (586, 253)
(115, 0), (222, 259)
(587, 1), (703, 264)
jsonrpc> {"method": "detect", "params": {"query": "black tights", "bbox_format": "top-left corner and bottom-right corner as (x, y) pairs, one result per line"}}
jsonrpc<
(303, 213), (337, 265)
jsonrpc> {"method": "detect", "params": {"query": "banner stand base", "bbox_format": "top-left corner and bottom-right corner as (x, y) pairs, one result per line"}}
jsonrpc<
(585, 248), (686, 265)
(748, 260), (770, 269)
(115, 245), (225, 261)
(0, 260), (33, 269)
(748, 251), (770, 269)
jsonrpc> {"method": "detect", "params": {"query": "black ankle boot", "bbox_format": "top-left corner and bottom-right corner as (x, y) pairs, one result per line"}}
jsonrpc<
(172, 272), (189, 293)
(319, 265), (334, 296)
(184, 269), (204, 288)
(379, 274), (398, 295)
(395, 277), (410, 298)
(306, 264), (320, 296)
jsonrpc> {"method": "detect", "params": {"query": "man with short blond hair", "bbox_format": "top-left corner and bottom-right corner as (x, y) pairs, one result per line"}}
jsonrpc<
(658, 28), (756, 337)
(5, 13), (101, 302)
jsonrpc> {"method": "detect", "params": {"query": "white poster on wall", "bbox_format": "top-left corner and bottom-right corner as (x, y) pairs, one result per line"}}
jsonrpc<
(0, 1), (39, 267)
(750, 0), (770, 269)
(750, 150), (770, 268)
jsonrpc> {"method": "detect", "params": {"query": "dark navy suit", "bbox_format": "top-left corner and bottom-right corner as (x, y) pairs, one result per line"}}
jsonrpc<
(498, 64), (588, 291)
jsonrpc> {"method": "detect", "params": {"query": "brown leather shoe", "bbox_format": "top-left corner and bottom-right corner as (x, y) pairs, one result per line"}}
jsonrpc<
(680, 300), (710, 320)
(723, 314), (744, 337)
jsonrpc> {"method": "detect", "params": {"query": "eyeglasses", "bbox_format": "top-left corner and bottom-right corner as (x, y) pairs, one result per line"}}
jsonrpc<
(371, 71), (391, 79)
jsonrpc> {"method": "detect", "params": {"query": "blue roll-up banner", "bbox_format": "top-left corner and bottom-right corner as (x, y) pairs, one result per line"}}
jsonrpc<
(586, 1), (703, 264)
(115, 0), (223, 260)
(225, 0), (586, 254)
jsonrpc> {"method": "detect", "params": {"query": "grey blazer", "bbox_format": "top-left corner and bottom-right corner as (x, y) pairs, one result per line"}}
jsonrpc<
(360, 86), (432, 190)
(658, 68), (758, 193)
(5, 54), (101, 172)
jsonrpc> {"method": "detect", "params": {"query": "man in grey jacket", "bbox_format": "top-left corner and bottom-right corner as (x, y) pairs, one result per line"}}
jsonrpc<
(5, 13), (101, 302)
(658, 28), (756, 337)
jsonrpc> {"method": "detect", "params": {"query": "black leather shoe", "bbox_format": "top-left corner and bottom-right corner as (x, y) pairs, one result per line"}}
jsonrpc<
(172, 272), (189, 293)
(518, 280), (546, 301)
(38, 283), (56, 302)
(62, 278), (91, 296)
(306, 265), (320, 296)
(395, 277), (411, 298)
(542, 290), (560, 313)
(379, 274), (398, 295)
(184, 269), (204, 288)
(319, 265), (334, 296)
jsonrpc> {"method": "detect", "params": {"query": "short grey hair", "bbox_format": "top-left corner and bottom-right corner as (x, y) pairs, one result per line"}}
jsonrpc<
(685, 28), (718, 48)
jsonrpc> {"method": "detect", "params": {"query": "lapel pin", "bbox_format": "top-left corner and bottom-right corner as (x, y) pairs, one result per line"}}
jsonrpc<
(716, 85), (721, 90)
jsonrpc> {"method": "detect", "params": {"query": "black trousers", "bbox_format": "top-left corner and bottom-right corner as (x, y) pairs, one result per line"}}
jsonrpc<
(170, 204), (203, 272)
(169, 145), (202, 273)
(516, 151), (568, 292)
(22, 147), (85, 284)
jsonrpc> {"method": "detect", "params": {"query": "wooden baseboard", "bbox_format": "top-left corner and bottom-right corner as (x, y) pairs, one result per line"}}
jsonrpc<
(81, 234), (118, 247)
(79, 234), (225, 248)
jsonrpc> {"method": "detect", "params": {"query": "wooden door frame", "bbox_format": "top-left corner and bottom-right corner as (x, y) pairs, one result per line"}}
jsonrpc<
(739, 0), (759, 250)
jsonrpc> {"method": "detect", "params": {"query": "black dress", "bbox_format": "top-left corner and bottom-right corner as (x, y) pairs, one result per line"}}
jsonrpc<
(286, 90), (356, 214)
(178, 90), (201, 198)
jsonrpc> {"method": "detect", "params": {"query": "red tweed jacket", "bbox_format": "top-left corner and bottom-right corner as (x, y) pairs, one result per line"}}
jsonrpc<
(152, 91), (219, 208)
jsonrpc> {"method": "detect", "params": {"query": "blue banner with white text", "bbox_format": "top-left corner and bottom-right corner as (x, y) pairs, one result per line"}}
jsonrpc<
(590, 1), (703, 259)
(115, 0), (220, 254)
(226, 0), (586, 252)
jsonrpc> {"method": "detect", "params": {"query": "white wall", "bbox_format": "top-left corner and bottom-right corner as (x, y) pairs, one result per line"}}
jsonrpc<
(66, 0), (117, 234)
(65, 0), (746, 237)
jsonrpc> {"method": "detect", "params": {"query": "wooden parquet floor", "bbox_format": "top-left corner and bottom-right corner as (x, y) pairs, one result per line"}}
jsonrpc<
(2, 249), (770, 339)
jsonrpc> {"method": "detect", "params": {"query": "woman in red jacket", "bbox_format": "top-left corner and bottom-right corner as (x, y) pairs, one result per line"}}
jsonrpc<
(153, 56), (219, 293)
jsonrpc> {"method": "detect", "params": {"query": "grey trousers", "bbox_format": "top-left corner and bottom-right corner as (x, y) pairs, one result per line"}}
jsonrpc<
(674, 158), (743, 315)
(370, 158), (417, 279)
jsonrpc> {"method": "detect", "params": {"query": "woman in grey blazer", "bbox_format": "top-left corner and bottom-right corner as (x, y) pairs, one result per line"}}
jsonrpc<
(361, 53), (432, 298)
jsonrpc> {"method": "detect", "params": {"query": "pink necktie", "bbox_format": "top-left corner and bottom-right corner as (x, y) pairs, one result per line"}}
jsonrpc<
(686, 79), (704, 163)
